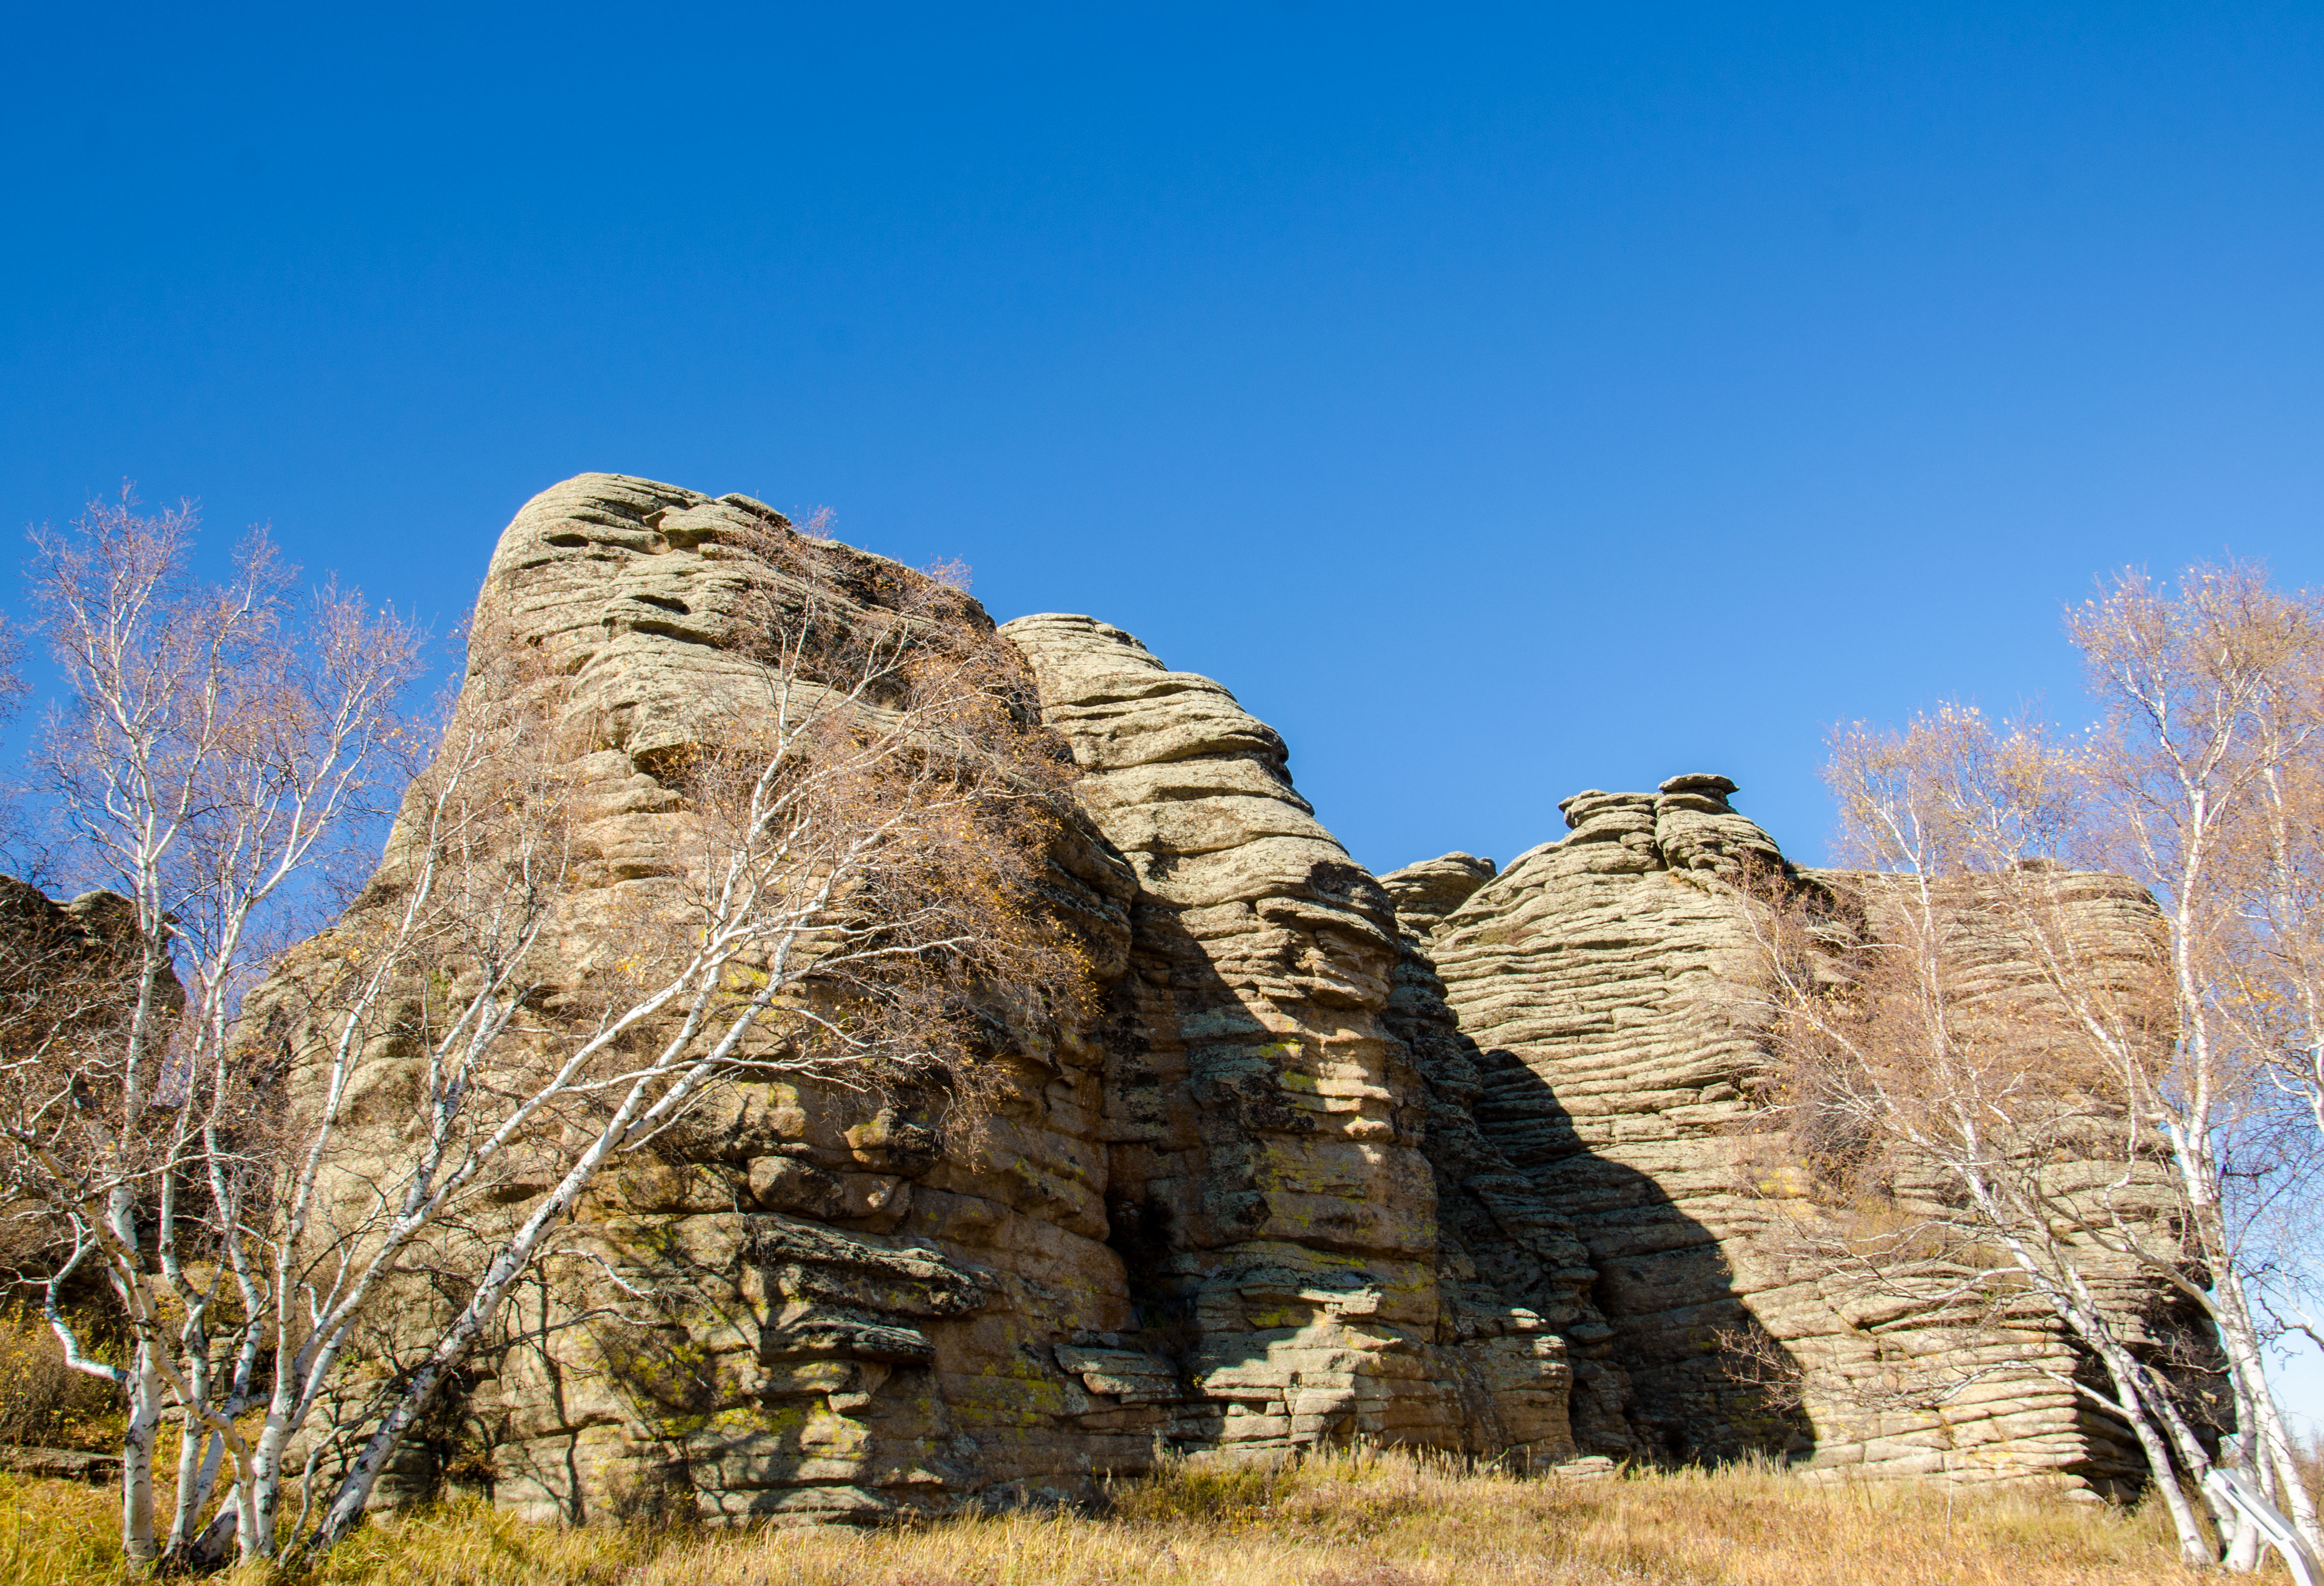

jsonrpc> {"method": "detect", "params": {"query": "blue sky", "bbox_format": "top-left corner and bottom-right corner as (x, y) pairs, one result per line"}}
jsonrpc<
(6, 0), (2324, 1425)
(7, 5), (2323, 876)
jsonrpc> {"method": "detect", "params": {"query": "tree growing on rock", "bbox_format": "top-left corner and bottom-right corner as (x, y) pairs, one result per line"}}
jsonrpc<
(1735, 564), (2324, 1570)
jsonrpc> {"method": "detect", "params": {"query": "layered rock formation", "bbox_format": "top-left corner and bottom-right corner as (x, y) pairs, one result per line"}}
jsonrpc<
(263, 475), (1150, 1524)
(279, 474), (2205, 1520)
(0, 880), (159, 1300)
(1405, 776), (2205, 1490)
(998, 615), (1575, 1465)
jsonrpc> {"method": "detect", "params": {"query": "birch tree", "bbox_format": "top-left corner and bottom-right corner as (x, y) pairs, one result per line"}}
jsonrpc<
(0, 491), (422, 1569)
(1735, 745), (2227, 1563)
(2066, 567), (2324, 1553)
(1743, 562), (2324, 1566)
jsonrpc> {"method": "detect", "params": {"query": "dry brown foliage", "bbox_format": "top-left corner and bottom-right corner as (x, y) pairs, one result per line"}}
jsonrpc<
(1727, 561), (2324, 1569)
(0, 1306), (120, 1449)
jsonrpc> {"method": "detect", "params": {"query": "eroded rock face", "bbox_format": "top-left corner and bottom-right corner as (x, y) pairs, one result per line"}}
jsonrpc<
(0, 880), (163, 1302)
(1374, 854), (1636, 1458)
(1417, 778), (1804, 1467)
(997, 615), (1574, 1464)
(291, 476), (2204, 1518)
(1414, 774), (2206, 1491)
(271, 476), (1150, 1525)
(316, 483), (1578, 1527)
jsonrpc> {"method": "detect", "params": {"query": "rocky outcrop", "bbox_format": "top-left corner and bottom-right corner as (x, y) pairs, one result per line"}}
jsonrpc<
(1408, 775), (2206, 1491)
(268, 476), (1151, 1524)
(997, 615), (1574, 1464)
(1412, 780), (1814, 1467)
(271, 475), (2205, 1521)
(0, 880), (158, 1299)
(1372, 855), (1636, 1457)
(295, 480), (1579, 1528)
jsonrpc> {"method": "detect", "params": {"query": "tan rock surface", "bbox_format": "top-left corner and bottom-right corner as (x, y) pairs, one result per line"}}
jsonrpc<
(1414, 773), (2208, 1492)
(998, 615), (1574, 1464)
(249, 476), (2209, 1520)
(267, 477), (1148, 1524)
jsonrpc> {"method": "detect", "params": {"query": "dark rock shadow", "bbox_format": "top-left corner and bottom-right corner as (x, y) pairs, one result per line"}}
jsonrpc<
(1091, 876), (1814, 1469)
(1453, 1031), (1816, 1466)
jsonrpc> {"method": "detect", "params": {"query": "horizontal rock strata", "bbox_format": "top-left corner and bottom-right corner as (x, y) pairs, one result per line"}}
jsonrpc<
(265, 476), (1147, 1524)
(999, 615), (1573, 1464)
(1413, 773), (2209, 1492)
(243, 475), (2210, 1521)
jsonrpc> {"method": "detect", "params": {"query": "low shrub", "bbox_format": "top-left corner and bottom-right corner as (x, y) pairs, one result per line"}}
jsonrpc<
(0, 1306), (121, 1450)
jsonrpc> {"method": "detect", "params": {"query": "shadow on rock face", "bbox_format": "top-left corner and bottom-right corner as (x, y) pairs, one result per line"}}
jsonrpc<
(1084, 898), (1588, 1468)
(997, 613), (1589, 1469)
(1379, 849), (1811, 1466)
(1395, 778), (2215, 1491)
(273, 479), (2188, 1517)
(1381, 800), (1821, 1470)
(260, 476), (1156, 1528)
(1459, 1037), (1815, 1464)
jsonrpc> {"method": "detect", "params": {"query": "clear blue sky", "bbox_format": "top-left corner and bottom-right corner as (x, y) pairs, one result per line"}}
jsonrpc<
(6, 4), (2323, 877)
(7, 1), (2324, 1426)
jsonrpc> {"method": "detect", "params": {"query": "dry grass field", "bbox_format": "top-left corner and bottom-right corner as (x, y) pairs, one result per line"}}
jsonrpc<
(0, 1448), (2265, 1586)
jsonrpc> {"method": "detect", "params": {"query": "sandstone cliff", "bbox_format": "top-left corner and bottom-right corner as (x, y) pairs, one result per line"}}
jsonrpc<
(1402, 776), (2209, 1491)
(256, 475), (1148, 1525)
(270, 475), (2204, 1519)
(999, 615), (1575, 1465)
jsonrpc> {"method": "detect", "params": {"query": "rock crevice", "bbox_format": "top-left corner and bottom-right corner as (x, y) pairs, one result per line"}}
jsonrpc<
(999, 614), (1574, 1464)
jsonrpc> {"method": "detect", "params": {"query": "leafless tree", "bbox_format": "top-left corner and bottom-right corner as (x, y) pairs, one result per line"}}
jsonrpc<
(0, 491), (423, 1569)
(2057, 566), (2324, 1564)
(0, 610), (22, 712)
(0, 606), (29, 851)
(1735, 817), (2226, 1563)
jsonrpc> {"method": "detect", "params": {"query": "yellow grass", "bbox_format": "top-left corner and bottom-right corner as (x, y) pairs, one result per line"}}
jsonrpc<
(0, 1450), (2268, 1585)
